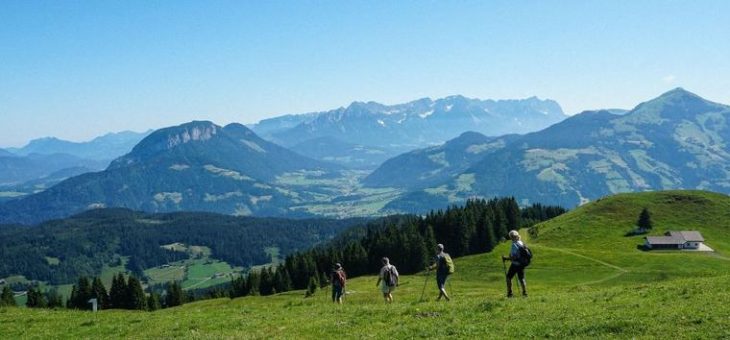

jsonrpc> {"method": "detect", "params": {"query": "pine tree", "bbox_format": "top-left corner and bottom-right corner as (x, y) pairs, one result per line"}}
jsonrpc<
(109, 273), (128, 309)
(305, 276), (318, 297)
(229, 275), (248, 298)
(246, 271), (261, 296)
(147, 292), (161, 311)
(46, 287), (64, 308)
(165, 281), (184, 307)
(1, 286), (15, 307)
(91, 277), (110, 309)
(638, 208), (653, 231)
(273, 265), (292, 293)
(26, 287), (47, 308)
(126, 276), (147, 310)
(70, 277), (92, 310)
(259, 268), (274, 296)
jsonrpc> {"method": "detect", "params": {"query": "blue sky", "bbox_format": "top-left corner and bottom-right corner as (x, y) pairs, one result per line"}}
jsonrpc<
(1, 0), (729, 147)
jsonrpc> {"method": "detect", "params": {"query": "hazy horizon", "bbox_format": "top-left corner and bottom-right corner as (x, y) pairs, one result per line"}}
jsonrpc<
(2, 1), (729, 147)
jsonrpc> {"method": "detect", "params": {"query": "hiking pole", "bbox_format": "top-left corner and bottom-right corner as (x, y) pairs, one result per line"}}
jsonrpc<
(501, 257), (510, 295)
(419, 270), (430, 302)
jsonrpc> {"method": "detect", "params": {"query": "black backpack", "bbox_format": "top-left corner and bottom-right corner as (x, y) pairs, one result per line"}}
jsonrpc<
(518, 243), (533, 267)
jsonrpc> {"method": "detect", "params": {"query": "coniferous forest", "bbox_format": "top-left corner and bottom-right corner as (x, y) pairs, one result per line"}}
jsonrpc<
(231, 198), (565, 298)
(2, 198), (564, 310)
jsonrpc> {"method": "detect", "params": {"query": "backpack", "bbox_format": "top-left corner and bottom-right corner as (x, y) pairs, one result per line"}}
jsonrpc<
(517, 243), (533, 267)
(441, 253), (455, 274)
(383, 265), (398, 287)
(333, 270), (346, 287)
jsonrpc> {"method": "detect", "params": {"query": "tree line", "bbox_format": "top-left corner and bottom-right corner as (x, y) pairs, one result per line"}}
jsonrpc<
(5, 197), (564, 309)
(0, 208), (361, 284)
(14, 273), (189, 311)
(230, 198), (565, 298)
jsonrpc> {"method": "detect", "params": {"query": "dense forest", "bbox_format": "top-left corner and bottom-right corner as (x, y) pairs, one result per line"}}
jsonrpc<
(2, 197), (564, 310)
(0, 209), (363, 284)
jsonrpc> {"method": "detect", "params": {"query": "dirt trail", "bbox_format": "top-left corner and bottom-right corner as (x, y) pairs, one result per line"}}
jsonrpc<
(536, 245), (628, 285)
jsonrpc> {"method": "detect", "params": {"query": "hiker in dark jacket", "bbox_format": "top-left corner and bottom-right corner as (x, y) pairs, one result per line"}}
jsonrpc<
(331, 263), (346, 304)
(427, 243), (451, 301)
(502, 230), (528, 297)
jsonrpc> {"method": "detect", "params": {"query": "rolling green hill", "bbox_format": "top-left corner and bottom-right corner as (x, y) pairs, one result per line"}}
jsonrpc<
(1, 190), (728, 338)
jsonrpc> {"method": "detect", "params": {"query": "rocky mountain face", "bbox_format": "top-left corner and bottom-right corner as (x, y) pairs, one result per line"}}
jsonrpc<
(0, 121), (340, 224)
(377, 88), (730, 211)
(250, 95), (566, 169)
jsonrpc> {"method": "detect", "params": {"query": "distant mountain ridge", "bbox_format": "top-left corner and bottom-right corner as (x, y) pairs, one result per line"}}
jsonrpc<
(0, 121), (340, 224)
(363, 131), (516, 189)
(0, 153), (107, 187)
(250, 95), (566, 168)
(8, 130), (151, 161)
(379, 88), (730, 211)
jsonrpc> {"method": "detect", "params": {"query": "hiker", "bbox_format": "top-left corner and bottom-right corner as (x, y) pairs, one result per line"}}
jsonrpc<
(502, 230), (528, 297)
(331, 263), (346, 304)
(426, 243), (453, 301)
(375, 257), (399, 303)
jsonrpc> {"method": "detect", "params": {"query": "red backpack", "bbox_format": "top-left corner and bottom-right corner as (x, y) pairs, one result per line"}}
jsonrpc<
(333, 270), (346, 286)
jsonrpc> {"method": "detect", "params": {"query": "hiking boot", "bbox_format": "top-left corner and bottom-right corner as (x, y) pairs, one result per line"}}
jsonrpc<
(522, 292), (528, 297)
(506, 293), (513, 298)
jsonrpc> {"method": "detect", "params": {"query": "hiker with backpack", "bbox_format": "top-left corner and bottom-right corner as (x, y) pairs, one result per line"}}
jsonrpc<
(375, 257), (399, 303)
(426, 243), (454, 301)
(501, 230), (531, 297)
(331, 263), (346, 304)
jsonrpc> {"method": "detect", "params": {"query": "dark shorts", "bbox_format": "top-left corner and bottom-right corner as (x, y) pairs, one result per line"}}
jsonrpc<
(507, 263), (525, 280)
(436, 273), (450, 290)
(332, 284), (343, 301)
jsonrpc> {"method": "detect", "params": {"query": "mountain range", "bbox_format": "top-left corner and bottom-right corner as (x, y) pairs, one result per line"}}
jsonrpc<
(0, 153), (107, 187)
(376, 88), (730, 211)
(3, 88), (730, 224)
(0, 121), (340, 224)
(7, 130), (151, 161)
(250, 95), (566, 168)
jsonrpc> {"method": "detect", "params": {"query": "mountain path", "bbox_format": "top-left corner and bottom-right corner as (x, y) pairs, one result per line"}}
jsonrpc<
(536, 245), (628, 272)
(535, 245), (628, 285)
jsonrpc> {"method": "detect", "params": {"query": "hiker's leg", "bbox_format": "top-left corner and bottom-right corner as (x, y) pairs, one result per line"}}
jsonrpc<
(437, 274), (449, 301)
(517, 268), (527, 296)
(441, 275), (451, 301)
(506, 264), (517, 297)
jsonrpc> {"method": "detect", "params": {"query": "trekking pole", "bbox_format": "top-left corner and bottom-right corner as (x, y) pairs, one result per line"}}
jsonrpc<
(419, 270), (430, 302)
(501, 257), (510, 294)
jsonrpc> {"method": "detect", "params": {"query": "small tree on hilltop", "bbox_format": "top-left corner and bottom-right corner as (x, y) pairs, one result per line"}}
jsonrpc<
(1, 286), (16, 307)
(637, 208), (653, 231)
(305, 276), (318, 298)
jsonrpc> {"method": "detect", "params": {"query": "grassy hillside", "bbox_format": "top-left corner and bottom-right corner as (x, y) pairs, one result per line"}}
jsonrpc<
(2, 190), (729, 338)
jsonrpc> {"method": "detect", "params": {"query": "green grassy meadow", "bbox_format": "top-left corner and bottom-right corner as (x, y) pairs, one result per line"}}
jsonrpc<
(2, 190), (730, 338)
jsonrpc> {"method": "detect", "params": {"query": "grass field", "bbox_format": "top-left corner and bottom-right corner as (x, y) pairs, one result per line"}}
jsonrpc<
(1, 190), (729, 338)
(145, 244), (243, 290)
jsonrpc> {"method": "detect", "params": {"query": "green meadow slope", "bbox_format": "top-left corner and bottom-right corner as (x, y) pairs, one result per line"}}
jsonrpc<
(2, 190), (729, 338)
